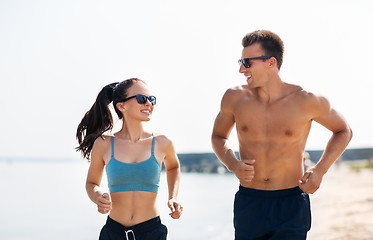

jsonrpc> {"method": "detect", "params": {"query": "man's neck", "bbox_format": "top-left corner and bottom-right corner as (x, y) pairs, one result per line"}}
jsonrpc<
(255, 75), (285, 104)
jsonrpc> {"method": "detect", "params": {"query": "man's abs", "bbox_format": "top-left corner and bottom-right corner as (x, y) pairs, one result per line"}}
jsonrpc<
(238, 145), (305, 190)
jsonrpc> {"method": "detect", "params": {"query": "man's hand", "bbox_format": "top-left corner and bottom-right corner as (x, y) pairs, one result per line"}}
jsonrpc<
(231, 159), (255, 183)
(299, 166), (324, 194)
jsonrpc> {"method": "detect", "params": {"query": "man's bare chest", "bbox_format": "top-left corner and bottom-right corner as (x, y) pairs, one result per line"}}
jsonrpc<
(233, 102), (312, 140)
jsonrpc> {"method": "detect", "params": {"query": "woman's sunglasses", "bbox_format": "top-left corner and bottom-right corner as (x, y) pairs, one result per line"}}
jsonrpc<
(238, 56), (272, 68)
(118, 94), (156, 105)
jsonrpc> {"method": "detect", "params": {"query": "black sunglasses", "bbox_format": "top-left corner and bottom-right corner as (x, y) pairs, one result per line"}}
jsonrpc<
(238, 56), (272, 68)
(118, 94), (156, 105)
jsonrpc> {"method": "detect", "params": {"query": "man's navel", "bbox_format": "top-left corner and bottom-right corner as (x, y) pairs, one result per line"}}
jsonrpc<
(241, 125), (249, 132)
(285, 130), (293, 137)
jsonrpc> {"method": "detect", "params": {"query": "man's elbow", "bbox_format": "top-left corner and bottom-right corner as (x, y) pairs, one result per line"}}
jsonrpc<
(337, 125), (353, 143)
(211, 133), (224, 146)
(211, 131), (218, 143)
(347, 126), (353, 142)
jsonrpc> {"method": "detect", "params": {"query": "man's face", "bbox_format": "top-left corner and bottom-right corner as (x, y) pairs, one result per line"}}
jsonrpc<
(239, 43), (270, 87)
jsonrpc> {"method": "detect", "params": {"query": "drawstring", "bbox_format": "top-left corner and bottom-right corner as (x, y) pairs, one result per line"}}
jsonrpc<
(125, 230), (136, 240)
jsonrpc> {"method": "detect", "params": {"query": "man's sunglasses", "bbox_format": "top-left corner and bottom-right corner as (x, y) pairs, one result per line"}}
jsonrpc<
(118, 94), (156, 105)
(238, 56), (272, 68)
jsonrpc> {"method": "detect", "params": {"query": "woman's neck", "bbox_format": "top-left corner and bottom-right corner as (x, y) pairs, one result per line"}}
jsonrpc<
(116, 119), (149, 143)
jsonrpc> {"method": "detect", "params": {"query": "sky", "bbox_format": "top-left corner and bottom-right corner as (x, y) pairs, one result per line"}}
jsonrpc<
(0, 0), (372, 159)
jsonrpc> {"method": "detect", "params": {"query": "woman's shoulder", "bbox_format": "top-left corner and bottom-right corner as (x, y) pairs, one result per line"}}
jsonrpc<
(92, 135), (112, 150)
(90, 135), (112, 162)
(153, 133), (174, 150)
(153, 133), (178, 160)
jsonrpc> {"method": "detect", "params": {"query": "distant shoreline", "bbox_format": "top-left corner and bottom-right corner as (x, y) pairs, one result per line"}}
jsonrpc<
(1, 148), (372, 174)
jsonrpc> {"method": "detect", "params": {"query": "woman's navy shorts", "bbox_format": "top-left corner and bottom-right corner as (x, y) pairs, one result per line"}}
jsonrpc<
(234, 186), (311, 240)
(99, 216), (167, 240)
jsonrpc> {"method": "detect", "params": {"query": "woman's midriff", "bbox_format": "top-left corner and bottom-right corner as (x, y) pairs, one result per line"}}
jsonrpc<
(109, 191), (159, 227)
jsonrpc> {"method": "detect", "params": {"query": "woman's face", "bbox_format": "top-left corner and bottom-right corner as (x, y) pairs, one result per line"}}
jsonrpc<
(118, 82), (155, 122)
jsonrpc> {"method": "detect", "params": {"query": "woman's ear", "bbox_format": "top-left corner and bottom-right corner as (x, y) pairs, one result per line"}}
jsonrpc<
(116, 102), (126, 111)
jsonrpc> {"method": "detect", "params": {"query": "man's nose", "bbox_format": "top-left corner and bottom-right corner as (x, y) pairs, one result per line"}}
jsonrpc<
(239, 63), (246, 73)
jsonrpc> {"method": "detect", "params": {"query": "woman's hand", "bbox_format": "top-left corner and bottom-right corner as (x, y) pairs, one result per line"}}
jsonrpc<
(97, 193), (112, 214)
(168, 198), (183, 219)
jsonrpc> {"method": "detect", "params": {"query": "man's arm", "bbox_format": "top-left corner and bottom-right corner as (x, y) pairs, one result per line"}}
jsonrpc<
(300, 96), (353, 194)
(211, 90), (255, 182)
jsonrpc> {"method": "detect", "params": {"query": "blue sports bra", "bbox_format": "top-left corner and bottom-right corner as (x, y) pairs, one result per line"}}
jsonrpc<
(106, 135), (161, 193)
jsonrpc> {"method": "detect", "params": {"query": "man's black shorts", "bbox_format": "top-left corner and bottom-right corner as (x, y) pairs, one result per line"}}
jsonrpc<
(234, 186), (311, 240)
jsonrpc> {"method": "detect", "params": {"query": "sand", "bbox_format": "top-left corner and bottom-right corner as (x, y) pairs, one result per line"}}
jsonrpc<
(307, 162), (373, 240)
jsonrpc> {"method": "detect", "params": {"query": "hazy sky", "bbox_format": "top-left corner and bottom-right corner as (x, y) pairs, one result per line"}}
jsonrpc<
(1, 0), (372, 159)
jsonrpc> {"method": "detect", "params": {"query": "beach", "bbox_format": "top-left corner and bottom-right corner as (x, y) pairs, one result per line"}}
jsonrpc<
(308, 162), (373, 240)
(0, 160), (372, 239)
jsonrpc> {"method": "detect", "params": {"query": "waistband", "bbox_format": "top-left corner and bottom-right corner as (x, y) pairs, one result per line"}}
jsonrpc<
(238, 185), (305, 198)
(105, 216), (162, 233)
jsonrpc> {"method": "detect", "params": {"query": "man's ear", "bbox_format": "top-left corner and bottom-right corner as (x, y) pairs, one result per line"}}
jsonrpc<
(269, 57), (277, 67)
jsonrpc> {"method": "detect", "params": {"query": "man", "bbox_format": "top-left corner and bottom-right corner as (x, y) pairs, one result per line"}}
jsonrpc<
(211, 30), (352, 240)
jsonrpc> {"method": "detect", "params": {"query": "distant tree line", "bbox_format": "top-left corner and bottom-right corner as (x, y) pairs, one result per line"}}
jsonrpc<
(173, 148), (373, 173)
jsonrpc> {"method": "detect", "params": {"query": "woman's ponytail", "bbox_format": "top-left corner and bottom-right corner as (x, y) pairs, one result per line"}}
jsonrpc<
(76, 82), (118, 160)
(76, 78), (145, 160)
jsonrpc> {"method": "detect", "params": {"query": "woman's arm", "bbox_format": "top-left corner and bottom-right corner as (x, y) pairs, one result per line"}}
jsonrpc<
(86, 137), (112, 214)
(161, 136), (182, 219)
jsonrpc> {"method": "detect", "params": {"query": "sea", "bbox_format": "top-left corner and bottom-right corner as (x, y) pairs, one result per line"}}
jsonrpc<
(0, 159), (238, 240)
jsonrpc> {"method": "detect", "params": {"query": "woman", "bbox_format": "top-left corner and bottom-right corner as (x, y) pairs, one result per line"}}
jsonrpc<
(76, 78), (182, 240)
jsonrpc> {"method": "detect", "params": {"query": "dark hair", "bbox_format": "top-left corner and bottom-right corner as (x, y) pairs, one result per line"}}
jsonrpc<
(76, 78), (144, 160)
(242, 30), (284, 69)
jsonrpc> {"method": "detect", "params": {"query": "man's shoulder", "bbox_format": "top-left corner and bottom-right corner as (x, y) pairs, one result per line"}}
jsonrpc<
(220, 85), (251, 105)
(227, 84), (250, 92)
(293, 87), (326, 103)
(223, 85), (252, 98)
(286, 84), (319, 100)
(218, 85), (250, 112)
(288, 86), (330, 112)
